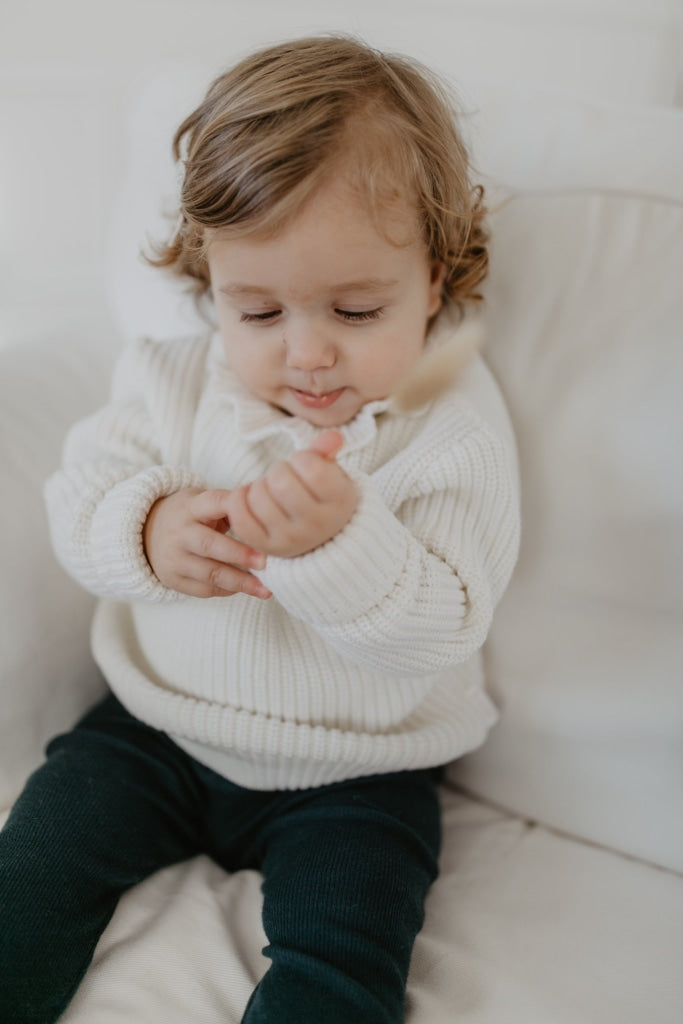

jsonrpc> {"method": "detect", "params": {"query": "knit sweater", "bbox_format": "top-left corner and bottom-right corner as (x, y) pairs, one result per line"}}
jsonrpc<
(45, 324), (520, 790)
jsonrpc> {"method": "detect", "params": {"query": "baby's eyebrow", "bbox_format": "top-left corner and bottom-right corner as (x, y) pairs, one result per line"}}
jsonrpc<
(218, 278), (399, 297)
(218, 284), (273, 297)
(330, 278), (399, 294)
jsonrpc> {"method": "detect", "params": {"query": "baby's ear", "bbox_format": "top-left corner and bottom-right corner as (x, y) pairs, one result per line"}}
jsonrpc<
(428, 261), (447, 315)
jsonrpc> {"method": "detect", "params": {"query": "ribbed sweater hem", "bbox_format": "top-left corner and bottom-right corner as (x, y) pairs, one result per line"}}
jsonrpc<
(93, 601), (498, 791)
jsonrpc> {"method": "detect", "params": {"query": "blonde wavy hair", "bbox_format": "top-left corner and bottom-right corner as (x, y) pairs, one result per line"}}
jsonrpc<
(149, 35), (488, 317)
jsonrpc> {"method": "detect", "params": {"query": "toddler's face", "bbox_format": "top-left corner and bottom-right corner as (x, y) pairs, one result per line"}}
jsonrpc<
(208, 173), (445, 428)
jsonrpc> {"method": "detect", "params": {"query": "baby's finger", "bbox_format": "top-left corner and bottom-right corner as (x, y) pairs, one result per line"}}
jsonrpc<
(307, 429), (344, 461)
(183, 558), (271, 599)
(185, 522), (266, 571)
(266, 460), (321, 516)
(244, 472), (295, 527)
(189, 488), (234, 524)
(226, 485), (273, 549)
(288, 449), (352, 502)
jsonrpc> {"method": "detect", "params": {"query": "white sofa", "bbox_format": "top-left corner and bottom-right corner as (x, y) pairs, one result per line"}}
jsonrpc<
(1, 6), (682, 1022)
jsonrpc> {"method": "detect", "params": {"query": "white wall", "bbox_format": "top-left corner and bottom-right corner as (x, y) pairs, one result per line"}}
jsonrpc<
(1, 0), (681, 350)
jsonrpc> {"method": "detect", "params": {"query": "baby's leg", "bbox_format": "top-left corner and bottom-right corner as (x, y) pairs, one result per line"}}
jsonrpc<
(244, 769), (442, 1024)
(0, 693), (205, 1024)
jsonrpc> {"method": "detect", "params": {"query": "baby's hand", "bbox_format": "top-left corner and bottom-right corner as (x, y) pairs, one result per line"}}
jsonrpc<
(225, 430), (357, 558)
(143, 487), (271, 599)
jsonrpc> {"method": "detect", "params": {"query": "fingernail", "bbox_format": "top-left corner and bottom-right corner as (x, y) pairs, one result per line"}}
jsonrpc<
(250, 552), (266, 570)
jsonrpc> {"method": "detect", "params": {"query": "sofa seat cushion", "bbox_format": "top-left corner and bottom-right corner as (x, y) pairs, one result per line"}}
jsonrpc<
(38, 787), (680, 1024)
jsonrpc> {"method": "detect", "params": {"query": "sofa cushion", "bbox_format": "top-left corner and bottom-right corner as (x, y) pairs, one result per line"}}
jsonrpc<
(451, 188), (683, 872)
(448, 95), (683, 873)
(0, 335), (113, 811)
(52, 789), (683, 1024)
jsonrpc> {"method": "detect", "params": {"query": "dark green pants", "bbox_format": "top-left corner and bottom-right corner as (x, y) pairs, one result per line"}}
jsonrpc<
(0, 694), (441, 1023)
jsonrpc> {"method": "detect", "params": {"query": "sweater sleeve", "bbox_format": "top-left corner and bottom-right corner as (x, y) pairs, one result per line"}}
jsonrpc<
(258, 421), (520, 676)
(44, 336), (206, 602)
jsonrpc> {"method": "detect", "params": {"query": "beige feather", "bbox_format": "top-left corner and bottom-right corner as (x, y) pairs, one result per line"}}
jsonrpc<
(390, 319), (483, 413)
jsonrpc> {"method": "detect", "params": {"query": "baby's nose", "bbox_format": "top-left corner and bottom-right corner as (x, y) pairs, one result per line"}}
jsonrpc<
(284, 321), (336, 370)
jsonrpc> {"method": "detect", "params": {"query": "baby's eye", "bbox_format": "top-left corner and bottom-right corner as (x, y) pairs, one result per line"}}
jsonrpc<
(240, 310), (281, 323)
(335, 308), (384, 322)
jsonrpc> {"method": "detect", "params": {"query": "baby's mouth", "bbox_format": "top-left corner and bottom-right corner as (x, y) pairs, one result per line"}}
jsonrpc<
(289, 386), (346, 409)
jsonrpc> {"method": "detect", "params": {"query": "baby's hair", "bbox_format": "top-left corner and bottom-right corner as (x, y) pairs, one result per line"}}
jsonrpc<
(149, 35), (488, 317)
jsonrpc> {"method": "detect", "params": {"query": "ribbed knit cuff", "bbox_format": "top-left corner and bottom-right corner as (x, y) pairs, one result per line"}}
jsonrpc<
(258, 474), (412, 627)
(88, 465), (204, 601)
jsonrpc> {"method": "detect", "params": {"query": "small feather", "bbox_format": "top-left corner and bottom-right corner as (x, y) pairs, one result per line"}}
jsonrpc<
(391, 319), (483, 412)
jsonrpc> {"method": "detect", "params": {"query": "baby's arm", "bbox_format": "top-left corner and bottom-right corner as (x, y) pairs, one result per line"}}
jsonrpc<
(251, 422), (520, 676)
(45, 335), (267, 603)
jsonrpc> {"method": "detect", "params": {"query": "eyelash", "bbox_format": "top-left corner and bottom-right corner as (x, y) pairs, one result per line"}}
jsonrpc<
(240, 311), (279, 323)
(337, 308), (384, 322)
(239, 308), (384, 324)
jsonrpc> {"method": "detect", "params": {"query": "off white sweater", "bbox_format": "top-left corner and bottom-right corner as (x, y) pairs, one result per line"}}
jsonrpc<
(45, 325), (520, 790)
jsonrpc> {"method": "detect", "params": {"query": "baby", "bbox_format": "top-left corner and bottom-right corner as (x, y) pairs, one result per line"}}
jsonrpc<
(0, 35), (520, 1024)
